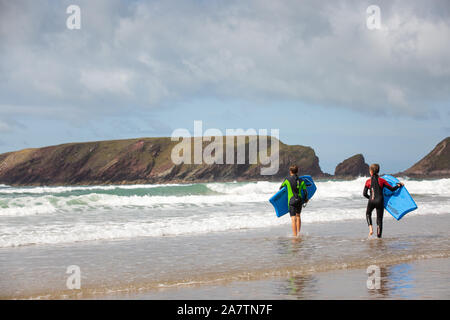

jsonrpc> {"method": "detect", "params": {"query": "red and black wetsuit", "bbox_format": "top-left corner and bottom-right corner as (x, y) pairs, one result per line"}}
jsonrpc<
(363, 175), (400, 238)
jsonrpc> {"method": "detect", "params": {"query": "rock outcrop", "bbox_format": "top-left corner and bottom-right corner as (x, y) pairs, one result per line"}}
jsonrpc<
(0, 136), (324, 186)
(401, 137), (450, 178)
(334, 154), (369, 177)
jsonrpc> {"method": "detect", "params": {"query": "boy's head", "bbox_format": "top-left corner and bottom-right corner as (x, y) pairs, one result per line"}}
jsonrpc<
(369, 163), (380, 176)
(289, 165), (298, 175)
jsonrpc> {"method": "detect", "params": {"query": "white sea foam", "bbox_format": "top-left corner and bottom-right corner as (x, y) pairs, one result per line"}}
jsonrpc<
(206, 177), (450, 199)
(206, 181), (276, 195)
(398, 178), (450, 196)
(1, 200), (449, 247)
(206, 178), (371, 199)
(0, 202), (58, 217)
(0, 210), (285, 247)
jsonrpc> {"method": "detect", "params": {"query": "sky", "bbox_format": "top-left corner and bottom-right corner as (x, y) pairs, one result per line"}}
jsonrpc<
(0, 0), (449, 174)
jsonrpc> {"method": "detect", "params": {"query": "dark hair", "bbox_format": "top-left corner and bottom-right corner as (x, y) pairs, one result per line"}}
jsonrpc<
(289, 165), (298, 174)
(370, 163), (380, 175)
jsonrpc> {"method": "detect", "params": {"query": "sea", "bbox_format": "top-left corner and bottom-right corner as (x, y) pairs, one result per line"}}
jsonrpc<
(0, 177), (449, 299)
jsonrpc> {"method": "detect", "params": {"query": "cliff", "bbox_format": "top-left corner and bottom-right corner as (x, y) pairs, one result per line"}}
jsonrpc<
(0, 136), (324, 186)
(334, 154), (369, 177)
(401, 137), (450, 178)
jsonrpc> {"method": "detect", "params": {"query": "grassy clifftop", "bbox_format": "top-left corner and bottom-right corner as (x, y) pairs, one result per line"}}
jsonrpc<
(0, 137), (323, 186)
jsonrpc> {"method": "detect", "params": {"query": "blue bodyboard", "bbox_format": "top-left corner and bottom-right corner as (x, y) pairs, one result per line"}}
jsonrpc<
(382, 175), (417, 221)
(269, 175), (317, 218)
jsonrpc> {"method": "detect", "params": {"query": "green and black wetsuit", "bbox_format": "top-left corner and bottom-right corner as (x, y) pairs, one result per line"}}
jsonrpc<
(280, 175), (308, 217)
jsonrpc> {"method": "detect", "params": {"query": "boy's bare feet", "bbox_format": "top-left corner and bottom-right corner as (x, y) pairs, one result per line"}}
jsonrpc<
(369, 225), (373, 236)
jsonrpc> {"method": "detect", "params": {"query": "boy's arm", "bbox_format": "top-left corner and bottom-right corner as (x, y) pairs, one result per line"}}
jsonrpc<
(363, 186), (370, 199)
(363, 180), (370, 199)
(280, 179), (287, 190)
(301, 181), (308, 201)
(382, 179), (403, 192)
(298, 179), (308, 201)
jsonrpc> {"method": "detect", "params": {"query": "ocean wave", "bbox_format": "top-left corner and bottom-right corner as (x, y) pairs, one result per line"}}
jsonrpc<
(0, 192), (268, 217)
(0, 177), (449, 217)
(0, 178), (449, 246)
(2, 177), (449, 198)
(0, 183), (193, 195)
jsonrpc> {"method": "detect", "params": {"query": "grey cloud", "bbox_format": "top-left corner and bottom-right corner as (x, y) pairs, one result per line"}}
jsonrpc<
(0, 0), (449, 119)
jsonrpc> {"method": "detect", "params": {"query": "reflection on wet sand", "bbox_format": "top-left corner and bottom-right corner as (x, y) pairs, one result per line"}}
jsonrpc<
(365, 239), (417, 299)
(367, 263), (418, 299)
(286, 275), (318, 299)
(367, 265), (391, 298)
(275, 237), (425, 299)
(275, 236), (318, 299)
(280, 262), (419, 299)
(275, 236), (303, 256)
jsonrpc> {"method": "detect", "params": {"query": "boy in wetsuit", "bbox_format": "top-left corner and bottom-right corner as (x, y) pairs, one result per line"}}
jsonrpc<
(280, 165), (308, 237)
(363, 164), (404, 238)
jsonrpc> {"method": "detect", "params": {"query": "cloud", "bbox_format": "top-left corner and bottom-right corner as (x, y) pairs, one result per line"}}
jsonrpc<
(0, 118), (26, 133)
(0, 120), (11, 133)
(0, 0), (449, 119)
(80, 69), (133, 95)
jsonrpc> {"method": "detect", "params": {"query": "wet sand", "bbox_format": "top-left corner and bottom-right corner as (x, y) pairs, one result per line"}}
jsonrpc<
(116, 257), (450, 300)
